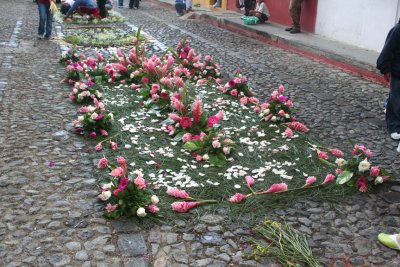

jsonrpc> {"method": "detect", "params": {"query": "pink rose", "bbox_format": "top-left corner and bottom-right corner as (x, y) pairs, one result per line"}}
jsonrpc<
(253, 106), (261, 113)
(110, 167), (125, 178)
(230, 89), (238, 96)
(89, 132), (97, 138)
(195, 155), (203, 161)
(370, 166), (380, 177)
(94, 143), (103, 151)
(278, 109), (286, 116)
(134, 176), (147, 189)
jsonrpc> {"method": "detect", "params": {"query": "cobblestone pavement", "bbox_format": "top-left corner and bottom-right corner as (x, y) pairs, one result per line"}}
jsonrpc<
(0, 0), (400, 266)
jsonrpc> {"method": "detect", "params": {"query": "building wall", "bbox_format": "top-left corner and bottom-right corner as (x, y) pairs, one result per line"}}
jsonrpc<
(315, 0), (400, 52)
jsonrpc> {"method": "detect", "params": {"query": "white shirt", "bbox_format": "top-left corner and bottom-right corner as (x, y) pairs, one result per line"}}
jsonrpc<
(255, 2), (270, 17)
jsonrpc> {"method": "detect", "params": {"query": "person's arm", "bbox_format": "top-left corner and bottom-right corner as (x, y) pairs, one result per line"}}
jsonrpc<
(377, 25), (400, 82)
(65, 0), (80, 18)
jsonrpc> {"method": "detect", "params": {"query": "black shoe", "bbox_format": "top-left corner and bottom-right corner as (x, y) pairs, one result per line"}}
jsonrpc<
(290, 28), (301, 34)
(285, 27), (292, 31)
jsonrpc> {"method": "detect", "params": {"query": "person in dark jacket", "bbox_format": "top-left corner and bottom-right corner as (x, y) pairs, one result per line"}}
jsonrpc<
(377, 19), (400, 140)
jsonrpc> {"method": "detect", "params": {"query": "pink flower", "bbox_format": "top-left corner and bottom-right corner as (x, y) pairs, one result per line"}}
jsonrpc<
(195, 155), (203, 161)
(134, 176), (146, 189)
(166, 187), (192, 199)
(182, 133), (193, 143)
(230, 89), (238, 96)
(111, 142), (118, 150)
(228, 80), (235, 88)
(180, 51), (187, 59)
(223, 147), (231, 155)
(89, 132), (97, 138)
(171, 201), (200, 213)
(117, 156), (127, 171)
(212, 140), (221, 148)
(169, 113), (181, 122)
(335, 169), (343, 175)
(317, 151), (329, 160)
(240, 97), (248, 105)
(229, 193), (247, 203)
(192, 98), (203, 125)
(278, 109), (286, 116)
(180, 117), (192, 128)
(151, 83), (160, 91)
(245, 176), (255, 187)
(215, 110), (224, 120)
(262, 183), (288, 194)
(278, 95), (288, 102)
(100, 129), (108, 136)
(285, 100), (293, 107)
(284, 128), (294, 138)
(110, 167), (125, 177)
(97, 157), (108, 169)
(141, 77), (149, 84)
(105, 203), (117, 212)
(370, 166), (380, 177)
(330, 148), (344, 158)
(254, 106), (261, 113)
(146, 205), (159, 214)
(304, 176), (317, 187)
(322, 173), (335, 185)
(118, 177), (129, 190)
(278, 85), (285, 93)
(207, 115), (220, 127)
(94, 143), (103, 151)
(288, 122), (309, 132)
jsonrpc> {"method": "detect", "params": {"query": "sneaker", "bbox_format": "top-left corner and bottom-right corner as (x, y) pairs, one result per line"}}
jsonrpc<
(240, 7), (245, 10)
(285, 27), (292, 32)
(37, 34), (44, 40)
(44, 36), (52, 40)
(390, 132), (400, 140)
(118, 5), (123, 8)
(290, 28), (301, 34)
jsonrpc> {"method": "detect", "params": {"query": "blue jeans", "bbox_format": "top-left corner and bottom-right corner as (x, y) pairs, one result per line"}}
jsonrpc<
(38, 3), (53, 37)
(386, 76), (400, 134)
(118, 0), (124, 6)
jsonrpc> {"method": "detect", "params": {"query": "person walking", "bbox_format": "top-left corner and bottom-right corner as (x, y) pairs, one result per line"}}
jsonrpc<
(285, 0), (303, 34)
(36, 0), (55, 40)
(129, 0), (139, 9)
(118, 0), (123, 8)
(377, 19), (400, 140)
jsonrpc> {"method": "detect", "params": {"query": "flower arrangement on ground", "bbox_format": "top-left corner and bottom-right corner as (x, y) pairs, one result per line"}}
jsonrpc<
(69, 80), (103, 104)
(183, 132), (237, 167)
(98, 157), (160, 218)
(258, 85), (296, 123)
(59, 46), (80, 65)
(218, 68), (253, 97)
(310, 143), (391, 192)
(73, 99), (113, 137)
(84, 53), (109, 84)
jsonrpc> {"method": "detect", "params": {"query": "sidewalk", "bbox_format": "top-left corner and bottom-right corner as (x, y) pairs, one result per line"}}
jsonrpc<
(152, 0), (385, 84)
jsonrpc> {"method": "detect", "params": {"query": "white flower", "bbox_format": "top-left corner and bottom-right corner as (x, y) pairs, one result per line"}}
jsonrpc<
(358, 158), (370, 172)
(87, 106), (95, 113)
(203, 154), (210, 160)
(134, 169), (143, 177)
(97, 191), (111, 201)
(109, 113), (114, 121)
(271, 116), (277, 122)
(78, 116), (84, 122)
(151, 195), (159, 204)
(101, 182), (113, 190)
(98, 103), (105, 109)
(72, 88), (78, 94)
(263, 109), (270, 115)
(91, 112), (98, 120)
(335, 158), (347, 167)
(137, 207), (147, 217)
(285, 114), (290, 119)
(212, 140), (221, 148)
(374, 176), (383, 185)
(96, 91), (103, 98)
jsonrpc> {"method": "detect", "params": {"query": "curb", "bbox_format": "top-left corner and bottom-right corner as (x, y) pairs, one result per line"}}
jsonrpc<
(150, 0), (386, 85)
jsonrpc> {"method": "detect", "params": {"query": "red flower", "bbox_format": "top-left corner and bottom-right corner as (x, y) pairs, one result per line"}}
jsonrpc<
(180, 117), (192, 128)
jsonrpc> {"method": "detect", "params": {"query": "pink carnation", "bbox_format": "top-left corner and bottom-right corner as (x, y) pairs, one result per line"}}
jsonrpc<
(262, 183), (288, 194)
(304, 176), (317, 187)
(240, 97), (248, 105)
(230, 89), (238, 96)
(105, 203), (117, 212)
(229, 193), (247, 203)
(171, 201), (200, 213)
(166, 187), (192, 199)
(322, 173), (335, 185)
(97, 157), (108, 169)
(134, 176), (147, 189)
(110, 167), (125, 178)
(195, 155), (203, 161)
(94, 143), (103, 151)
(254, 106), (261, 113)
(370, 166), (380, 177)
(117, 156), (127, 171)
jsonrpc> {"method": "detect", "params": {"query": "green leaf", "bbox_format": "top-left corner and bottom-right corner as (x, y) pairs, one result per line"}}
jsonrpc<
(144, 99), (154, 108)
(172, 132), (184, 142)
(183, 140), (204, 151)
(209, 153), (227, 167)
(336, 170), (354, 185)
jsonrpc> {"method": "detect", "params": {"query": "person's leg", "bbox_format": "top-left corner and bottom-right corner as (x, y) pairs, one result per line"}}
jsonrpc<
(37, 3), (47, 38)
(243, 0), (251, 15)
(44, 4), (53, 38)
(386, 76), (400, 139)
(118, 0), (124, 7)
(289, 0), (302, 32)
(134, 0), (140, 8)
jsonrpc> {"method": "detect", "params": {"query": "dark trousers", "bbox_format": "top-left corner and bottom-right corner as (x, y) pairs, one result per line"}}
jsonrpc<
(386, 76), (400, 134)
(175, 3), (186, 15)
(289, 0), (303, 30)
(129, 0), (139, 8)
(244, 0), (255, 16)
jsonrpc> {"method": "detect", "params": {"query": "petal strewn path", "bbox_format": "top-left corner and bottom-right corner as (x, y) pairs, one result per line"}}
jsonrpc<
(0, 1), (399, 266)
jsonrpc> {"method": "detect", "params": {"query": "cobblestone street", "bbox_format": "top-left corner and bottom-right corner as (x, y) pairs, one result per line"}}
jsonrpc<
(0, 0), (400, 266)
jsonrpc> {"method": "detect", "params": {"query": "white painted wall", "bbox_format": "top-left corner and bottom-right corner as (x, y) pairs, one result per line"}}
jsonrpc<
(315, 0), (400, 52)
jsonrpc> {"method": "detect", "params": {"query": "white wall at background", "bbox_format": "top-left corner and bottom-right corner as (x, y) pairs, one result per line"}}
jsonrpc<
(316, 0), (399, 52)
